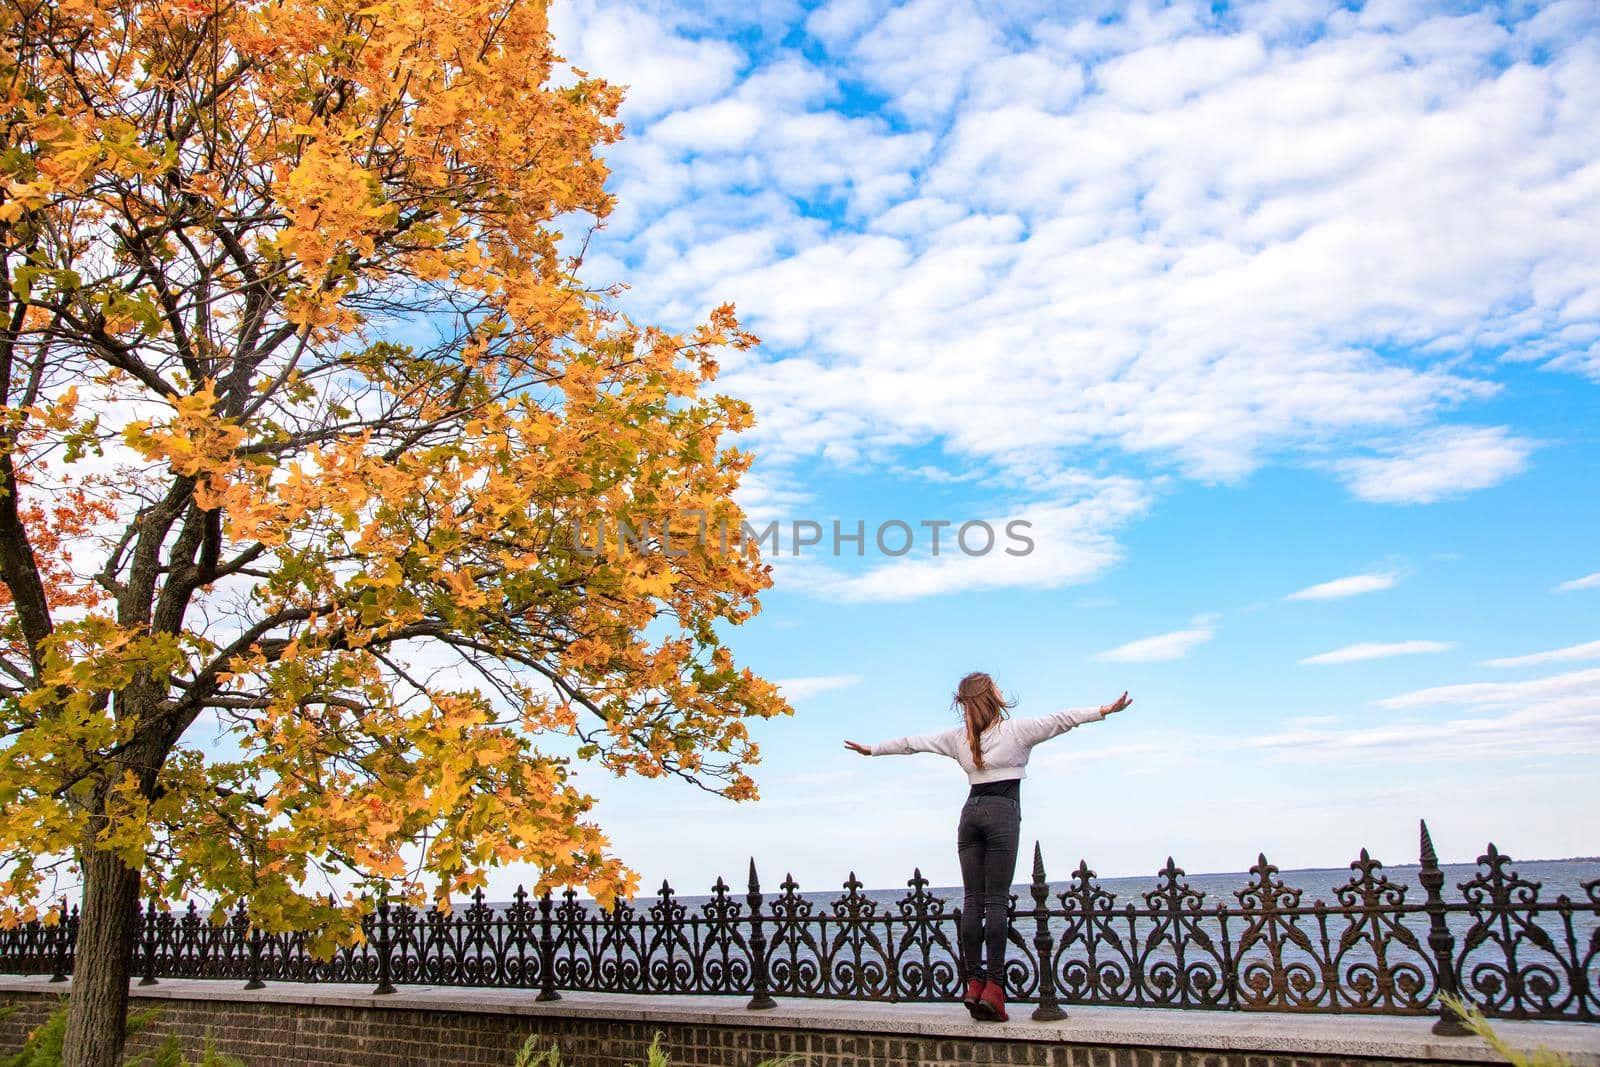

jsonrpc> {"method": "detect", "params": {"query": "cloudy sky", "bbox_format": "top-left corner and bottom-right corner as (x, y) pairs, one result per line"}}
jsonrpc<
(498, 0), (1599, 900)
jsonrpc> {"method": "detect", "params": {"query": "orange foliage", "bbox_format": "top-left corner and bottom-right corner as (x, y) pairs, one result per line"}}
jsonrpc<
(0, 0), (790, 948)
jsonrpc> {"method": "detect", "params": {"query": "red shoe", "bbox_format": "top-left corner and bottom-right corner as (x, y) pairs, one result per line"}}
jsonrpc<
(962, 978), (988, 1019)
(979, 978), (1009, 1022)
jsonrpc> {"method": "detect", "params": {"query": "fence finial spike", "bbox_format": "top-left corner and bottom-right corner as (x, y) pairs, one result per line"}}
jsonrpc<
(1031, 841), (1045, 882)
(1420, 818), (1437, 866)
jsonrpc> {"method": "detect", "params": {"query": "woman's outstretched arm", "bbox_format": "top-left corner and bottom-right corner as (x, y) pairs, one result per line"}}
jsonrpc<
(843, 726), (965, 758)
(1010, 691), (1132, 748)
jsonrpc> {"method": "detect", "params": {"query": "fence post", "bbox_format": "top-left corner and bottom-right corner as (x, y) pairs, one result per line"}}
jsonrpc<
(745, 858), (776, 1010)
(244, 903), (266, 991)
(49, 899), (69, 983)
(537, 888), (560, 1002)
(139, 899), (159, 986)
(1420, 819), (1470, 1036)
(1028, 842), (1066, 1021)
(952, 902), (963, 981)
(372, 888), (395, 996)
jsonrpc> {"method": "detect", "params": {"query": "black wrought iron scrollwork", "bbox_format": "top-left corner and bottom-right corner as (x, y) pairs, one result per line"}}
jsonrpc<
(1234, 853), (1322, 1009)
(1053, 859), (1127, 1004)
(1140, 858), (1227, 1009)
(696, 876), (748, 994)
(890, 868), (960, 1001)
(1329, 848), (1428, 1013)
(822, 872), (889, 998)
(1455, 843), (1591, 1019)
(767, 872), (821, 996)
(2, 830), (1593, 1021)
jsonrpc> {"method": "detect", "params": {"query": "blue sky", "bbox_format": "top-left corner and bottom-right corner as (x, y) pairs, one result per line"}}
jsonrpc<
(486, 0), (1600, 900)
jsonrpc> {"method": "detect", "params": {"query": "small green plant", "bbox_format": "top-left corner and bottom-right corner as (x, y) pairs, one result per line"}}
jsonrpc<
(127, 1035), (245, 1067)
(637, 1031), (806, 1067)
(1, 1001), (238, 1067)
(510, 1030), (806, 1067)
(1, 1002), (63, 1067)
(511, 1035), (562, 1067)
(1440, 994), (1575, 1067)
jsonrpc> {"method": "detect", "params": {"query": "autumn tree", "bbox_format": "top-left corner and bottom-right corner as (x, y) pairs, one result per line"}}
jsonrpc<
(0, 0), (791, 1063)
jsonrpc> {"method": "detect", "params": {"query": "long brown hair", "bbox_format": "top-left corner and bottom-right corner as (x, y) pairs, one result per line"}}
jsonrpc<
(955, 671), (1015, 769)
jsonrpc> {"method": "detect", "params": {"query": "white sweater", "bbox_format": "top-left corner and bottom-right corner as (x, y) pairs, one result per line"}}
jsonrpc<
(869, 706), (1106, 783)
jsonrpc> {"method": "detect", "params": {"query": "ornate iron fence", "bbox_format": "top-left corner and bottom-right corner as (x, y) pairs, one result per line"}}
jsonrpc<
(3, 821), (1596, 1031)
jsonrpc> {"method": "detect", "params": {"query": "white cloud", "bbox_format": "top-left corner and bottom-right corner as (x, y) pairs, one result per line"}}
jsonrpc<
(1334, 426), (1536, 505)
(1250, 666), (1600, 764)
(1027, 734), (1201, 771)
(560, 0), (1599, 600)
(966, 51), (1085, 112)
(1484, 640), (1600, 669)
(870, 197), (969, 236)
(648, 98), (766, 151)
(1544, 340), (1600, 383)
(774, 674), (862, 701)
(1379, 667), (1600, 710)
(1094, 32), (1269, 110)
(1555, 571), (1600, 593)
(1300, 640), (1453, 665)
(1095, 619), (1216, 663)
(773, 476), (1152, 603)
(549, 1), (747, 122)
(850, 0), (1003, 121)
(733, 467), (816, 524)
(804, 0), (886, 46)
(1250, 696), (1600, 763)
(1285, 571), (1400, 601)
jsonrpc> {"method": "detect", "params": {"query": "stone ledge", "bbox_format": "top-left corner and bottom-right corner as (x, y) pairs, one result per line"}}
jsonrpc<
(4, 975), (1598, 1066)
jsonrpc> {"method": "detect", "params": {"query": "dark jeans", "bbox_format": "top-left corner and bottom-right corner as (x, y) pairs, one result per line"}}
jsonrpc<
(956, 793), (1021, 986)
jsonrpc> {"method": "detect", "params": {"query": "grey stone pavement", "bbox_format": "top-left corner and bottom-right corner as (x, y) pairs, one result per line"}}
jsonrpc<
(4, 975), (1599, 1065)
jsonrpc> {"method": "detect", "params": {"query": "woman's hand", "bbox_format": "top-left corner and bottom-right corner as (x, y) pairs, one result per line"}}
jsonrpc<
(843, 740), (872, 755)
(1101, 692), (1132, 716)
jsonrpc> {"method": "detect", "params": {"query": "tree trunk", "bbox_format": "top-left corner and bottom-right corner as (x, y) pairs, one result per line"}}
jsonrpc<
(61, 844), (141, 1067)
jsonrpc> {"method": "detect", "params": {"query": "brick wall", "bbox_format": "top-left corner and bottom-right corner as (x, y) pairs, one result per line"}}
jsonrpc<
(0, 990), (1463, 1067)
